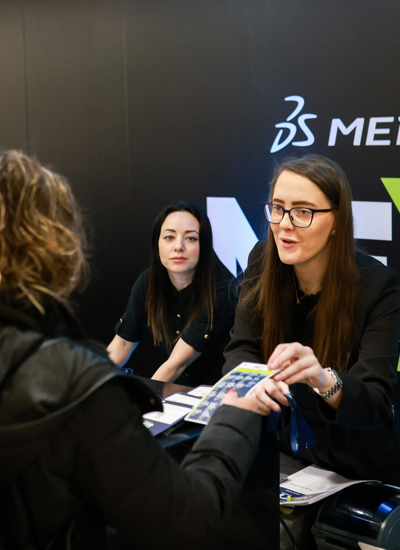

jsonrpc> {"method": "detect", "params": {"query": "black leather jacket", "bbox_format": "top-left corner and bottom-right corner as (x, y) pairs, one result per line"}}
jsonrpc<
(0, 302), (261, 549)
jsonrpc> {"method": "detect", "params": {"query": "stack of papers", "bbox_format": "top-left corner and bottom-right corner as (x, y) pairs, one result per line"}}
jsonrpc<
(142, 386), (209, 436)
(280, 465), (376, 506)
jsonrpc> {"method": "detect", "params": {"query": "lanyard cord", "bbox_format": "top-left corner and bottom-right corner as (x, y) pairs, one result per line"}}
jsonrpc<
(267, 393), (316, 455)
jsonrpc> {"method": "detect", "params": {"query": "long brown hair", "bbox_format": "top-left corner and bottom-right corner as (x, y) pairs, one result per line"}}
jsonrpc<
(146, 201), (229, 349)
(0, 150), (89, 313)
(240, 154), (358, 372)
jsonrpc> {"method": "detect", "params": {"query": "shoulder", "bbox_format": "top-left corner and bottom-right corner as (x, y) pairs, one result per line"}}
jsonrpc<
(356, 251), (400, 288)
(129, 269), (151, 298)
(135, 268), (150, 287)
(25, 337), (119, 400)
(355, 250), (400, 309)
(245, 240), (266, 280)
(24, 336), (162, 416)
(249, 240), (267, 262)
(215, 268), (236, 290)
(213, 270), (239, 311)
(234, 241), (266, 316)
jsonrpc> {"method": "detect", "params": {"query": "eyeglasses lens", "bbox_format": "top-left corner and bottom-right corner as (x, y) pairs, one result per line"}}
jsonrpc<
(265, 205), (312, 228)
(291, 208), (312, 227)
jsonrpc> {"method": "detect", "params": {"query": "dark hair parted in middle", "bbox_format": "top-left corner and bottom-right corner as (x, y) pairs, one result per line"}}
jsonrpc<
(146, 201), (227, 349)
(240, 154), (358, 372)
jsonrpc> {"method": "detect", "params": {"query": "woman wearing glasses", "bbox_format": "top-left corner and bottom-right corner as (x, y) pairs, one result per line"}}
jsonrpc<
(108, 201), (237, 385)
(223, 154), (400, 483)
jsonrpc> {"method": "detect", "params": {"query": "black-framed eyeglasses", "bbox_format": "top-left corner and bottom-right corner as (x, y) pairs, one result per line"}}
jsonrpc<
(264, 202), (333, 228)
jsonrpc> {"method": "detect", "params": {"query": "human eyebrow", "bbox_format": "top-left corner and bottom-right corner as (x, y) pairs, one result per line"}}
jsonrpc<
(272, 198), (318, 207)
(291, 200), (318, 207)
(161, 229), (199, 235)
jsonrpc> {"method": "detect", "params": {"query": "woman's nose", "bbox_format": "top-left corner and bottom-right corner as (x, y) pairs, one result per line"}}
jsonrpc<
(280, 211), (294, 230)
(174, 237), (185, 250)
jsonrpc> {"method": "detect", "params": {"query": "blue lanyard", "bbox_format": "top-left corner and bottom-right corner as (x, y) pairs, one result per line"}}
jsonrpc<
(267, 393), (315, 455)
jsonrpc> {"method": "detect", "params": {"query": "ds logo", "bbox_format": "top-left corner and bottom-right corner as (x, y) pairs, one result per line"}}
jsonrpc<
(270, 96), (317, 153)
(270, 96), (400, 152)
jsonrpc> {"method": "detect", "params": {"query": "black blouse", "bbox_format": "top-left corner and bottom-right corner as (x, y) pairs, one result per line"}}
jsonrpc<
(114, 269), (238, 385)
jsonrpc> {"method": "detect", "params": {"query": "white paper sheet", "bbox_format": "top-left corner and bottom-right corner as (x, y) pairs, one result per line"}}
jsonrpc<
(280, 465), (376, 506)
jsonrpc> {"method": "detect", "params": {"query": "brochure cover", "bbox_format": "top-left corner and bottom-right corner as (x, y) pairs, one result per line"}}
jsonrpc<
(185, 362), (277, 425)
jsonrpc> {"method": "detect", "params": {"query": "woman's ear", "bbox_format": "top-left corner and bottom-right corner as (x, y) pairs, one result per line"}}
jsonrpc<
(331, 212), (338, 235)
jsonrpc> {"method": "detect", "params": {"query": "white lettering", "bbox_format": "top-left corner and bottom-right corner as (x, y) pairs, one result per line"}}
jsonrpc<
(328, 118), (364, 146)
(352, 201), (392, 241)
(397, 117), (400, 146)
(365, 117), (394, 146)
(270, 96), (317, 153)
(270, 123), (297, 153)
(293, 114), (317, 147)
(371, 256), (387, 266)
(285, 95), (305, 121)
(206, 197), (258, 276)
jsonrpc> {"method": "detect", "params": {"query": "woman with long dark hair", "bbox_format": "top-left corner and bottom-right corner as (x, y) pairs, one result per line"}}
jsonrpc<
(108, 201), (237, 385)
(223, 154), (400, 484)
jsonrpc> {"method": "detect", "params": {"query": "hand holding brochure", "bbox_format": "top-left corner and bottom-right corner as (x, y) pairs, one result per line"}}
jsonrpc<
(185, 362), (278, 425)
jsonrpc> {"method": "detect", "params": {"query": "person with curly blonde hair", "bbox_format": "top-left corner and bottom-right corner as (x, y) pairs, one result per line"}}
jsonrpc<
(0, 150), (267, 550)
(0, 149), (89, 313)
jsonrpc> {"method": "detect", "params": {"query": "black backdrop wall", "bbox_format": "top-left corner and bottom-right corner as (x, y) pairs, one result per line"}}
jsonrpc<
(1, 2), (399, 375)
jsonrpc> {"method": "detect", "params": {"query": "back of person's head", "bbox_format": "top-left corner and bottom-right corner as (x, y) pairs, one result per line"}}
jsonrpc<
(0, 149), (89, 313)
(150, 200), (214, 283)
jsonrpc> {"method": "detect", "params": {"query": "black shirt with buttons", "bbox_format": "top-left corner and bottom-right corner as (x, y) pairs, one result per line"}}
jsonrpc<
(114, 269), (238, 385)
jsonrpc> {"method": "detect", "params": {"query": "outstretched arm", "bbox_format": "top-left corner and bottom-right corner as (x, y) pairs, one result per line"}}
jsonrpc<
(151, 338), (201, 382)
(74, 380), (265, 549)
(107, 334), (137, 367)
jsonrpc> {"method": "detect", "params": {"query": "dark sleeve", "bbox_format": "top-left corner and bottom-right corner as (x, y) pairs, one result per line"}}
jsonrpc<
(222, 242), (266, 374)
(180, 277), (238, 354)
(114, 270), (149, 342)
(317, 260), (400, 429)
(73, 380), (261, 550)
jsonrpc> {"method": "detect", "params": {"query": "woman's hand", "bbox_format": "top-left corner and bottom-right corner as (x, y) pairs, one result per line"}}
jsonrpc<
(247, 378), (291, 413)
(268, 342), (335, 394)
(221, 389), (270, 416)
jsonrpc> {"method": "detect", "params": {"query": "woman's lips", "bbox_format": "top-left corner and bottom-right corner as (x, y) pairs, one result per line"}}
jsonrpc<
(171, 257), (187, 262)
(279, 238), (298, 248)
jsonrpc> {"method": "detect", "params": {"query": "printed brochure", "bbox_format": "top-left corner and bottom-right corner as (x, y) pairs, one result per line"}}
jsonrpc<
(185, 362), (277, 425)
